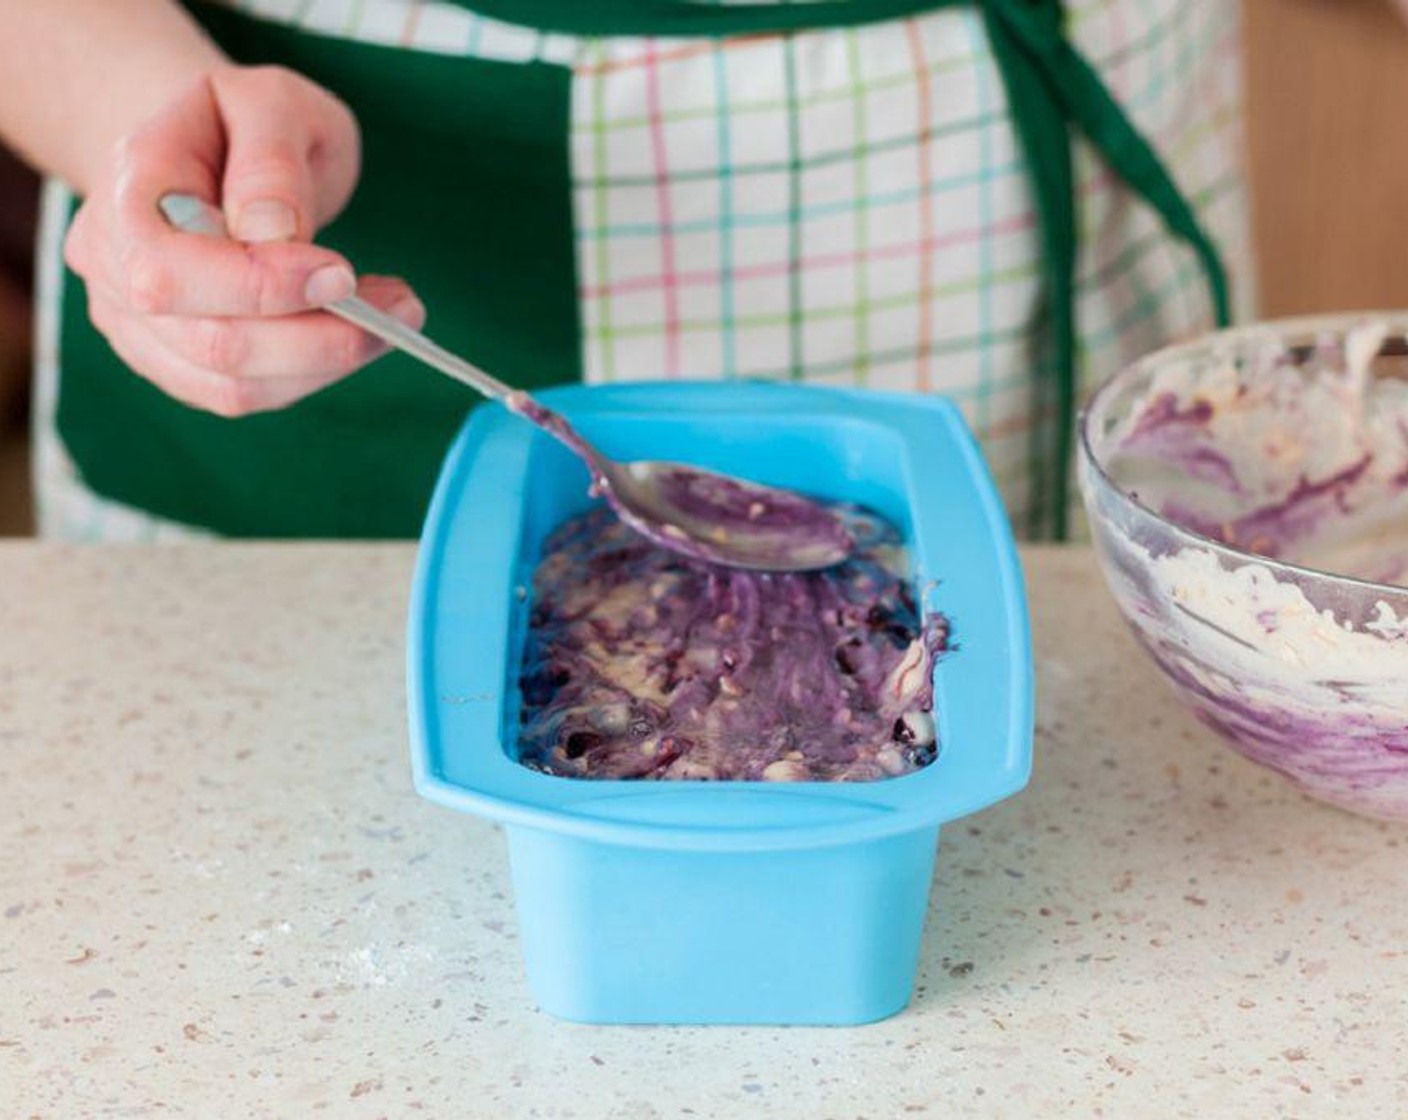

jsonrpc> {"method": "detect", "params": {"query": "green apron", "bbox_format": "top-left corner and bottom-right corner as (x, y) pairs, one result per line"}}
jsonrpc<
(56, 0), (1229, 539)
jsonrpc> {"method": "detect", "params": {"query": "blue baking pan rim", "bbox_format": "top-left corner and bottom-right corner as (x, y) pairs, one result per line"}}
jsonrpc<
(407, 382), (1033, 852)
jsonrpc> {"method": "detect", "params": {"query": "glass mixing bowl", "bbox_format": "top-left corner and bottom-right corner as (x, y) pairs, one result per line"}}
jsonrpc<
(1079, 312), (1408, 820)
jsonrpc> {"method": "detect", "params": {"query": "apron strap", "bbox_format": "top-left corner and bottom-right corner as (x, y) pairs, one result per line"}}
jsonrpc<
(980, 0), (1231, 537)
(991, 1), (1230, 324)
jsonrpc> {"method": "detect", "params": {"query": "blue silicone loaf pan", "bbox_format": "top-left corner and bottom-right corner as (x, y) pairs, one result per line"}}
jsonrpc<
(407, 382), (1033, 1025)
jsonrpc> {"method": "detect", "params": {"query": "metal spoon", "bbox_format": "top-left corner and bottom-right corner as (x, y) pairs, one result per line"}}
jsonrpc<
(159, 193), (854, 571)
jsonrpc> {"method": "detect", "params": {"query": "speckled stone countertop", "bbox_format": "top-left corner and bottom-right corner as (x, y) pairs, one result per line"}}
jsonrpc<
(2, 544), (1406, 1119)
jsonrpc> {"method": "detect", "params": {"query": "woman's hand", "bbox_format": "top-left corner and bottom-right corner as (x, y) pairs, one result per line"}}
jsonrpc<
(64, 64), (425, 417)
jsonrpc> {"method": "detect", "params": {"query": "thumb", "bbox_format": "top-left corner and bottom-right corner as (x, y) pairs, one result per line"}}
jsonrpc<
(212, 67), (359, 245)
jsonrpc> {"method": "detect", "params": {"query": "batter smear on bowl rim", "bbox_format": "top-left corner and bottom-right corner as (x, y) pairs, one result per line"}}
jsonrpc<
(517, 504), (949, 781)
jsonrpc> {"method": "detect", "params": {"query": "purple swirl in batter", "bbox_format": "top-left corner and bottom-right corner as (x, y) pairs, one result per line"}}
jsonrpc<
(517, 506), (949, 781)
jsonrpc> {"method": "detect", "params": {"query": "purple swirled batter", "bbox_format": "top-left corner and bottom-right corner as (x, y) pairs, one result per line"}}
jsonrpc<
(1107, 323), (1408, 575)
(517, 505), (948, 781)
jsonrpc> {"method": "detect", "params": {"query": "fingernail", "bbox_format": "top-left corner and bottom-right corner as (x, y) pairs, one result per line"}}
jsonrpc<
(304, 265), (357, 306)
(232, 198), (297, 243)
(391, 296), (426, 327)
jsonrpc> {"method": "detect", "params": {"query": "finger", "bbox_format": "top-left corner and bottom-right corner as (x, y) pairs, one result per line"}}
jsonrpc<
(111, 77), (226, 218)
(145, 275), (424, 380)
(109, 82), (355, 317)
(89, 292), (345, 418)
(211, 66), (360, 242)
(112, 206), (356, 318)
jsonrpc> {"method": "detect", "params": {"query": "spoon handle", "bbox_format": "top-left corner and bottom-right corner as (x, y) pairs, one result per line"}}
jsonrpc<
(158, 193), (516, 405)
(322, 292), (515, 403)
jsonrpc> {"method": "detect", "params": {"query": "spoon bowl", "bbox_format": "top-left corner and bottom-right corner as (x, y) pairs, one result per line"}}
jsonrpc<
(600, 459), (858, 572)
(504, 389), (855, 571)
